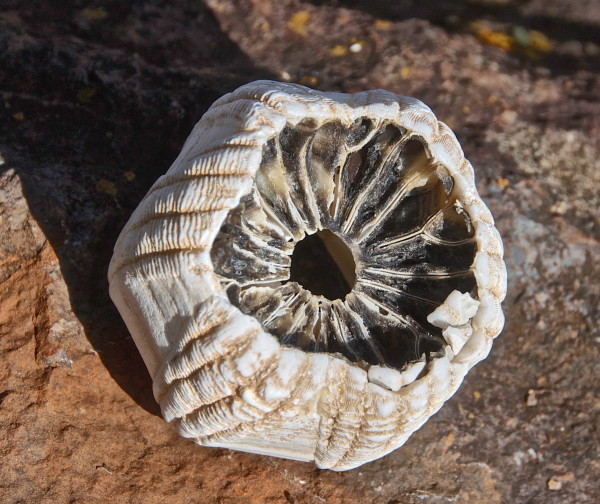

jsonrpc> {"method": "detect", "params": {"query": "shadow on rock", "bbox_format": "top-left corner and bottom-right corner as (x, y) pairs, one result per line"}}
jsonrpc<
(0, 1), (274, 415)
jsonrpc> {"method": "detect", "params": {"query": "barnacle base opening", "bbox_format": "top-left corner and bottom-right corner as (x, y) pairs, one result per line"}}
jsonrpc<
(289, 229), (357, 301)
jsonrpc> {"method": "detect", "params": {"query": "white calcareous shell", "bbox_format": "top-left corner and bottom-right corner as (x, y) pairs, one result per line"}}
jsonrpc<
(108, 81), (507, 471)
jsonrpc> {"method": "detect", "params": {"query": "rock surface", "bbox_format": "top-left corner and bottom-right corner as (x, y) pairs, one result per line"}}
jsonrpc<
(0, 1), (598, 502)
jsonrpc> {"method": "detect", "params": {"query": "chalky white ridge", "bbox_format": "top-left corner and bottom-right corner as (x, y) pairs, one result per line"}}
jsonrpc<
(108, 80), (507, 471)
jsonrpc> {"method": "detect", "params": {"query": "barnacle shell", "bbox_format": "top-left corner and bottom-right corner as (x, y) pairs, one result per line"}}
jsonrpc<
(108, 81), (506, 471)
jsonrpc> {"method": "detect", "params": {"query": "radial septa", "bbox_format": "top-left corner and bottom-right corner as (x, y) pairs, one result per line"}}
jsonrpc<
(363, 168), (454, 248)
(277, 123), (321, 233)
(211, 190), (293, 286)
(305, 121), (351, 227)
(343, 295), (390, 365)
(211, 117), (479, 370)
(346, 139), (436, 242)
(316, 303), (361, 362)
(236, 283), (318, 349)
(211, 224), (290, 286)
(255, 139), (307, 240)
(333, 302), (390, 365)
(349, 293), (429, 368)
(337, 125), (405, 234)
(237, 189), (292, 243)
(365, 234), (477, 272)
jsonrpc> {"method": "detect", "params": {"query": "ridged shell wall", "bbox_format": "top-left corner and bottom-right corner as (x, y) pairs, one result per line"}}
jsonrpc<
(108, 81), (506, 470)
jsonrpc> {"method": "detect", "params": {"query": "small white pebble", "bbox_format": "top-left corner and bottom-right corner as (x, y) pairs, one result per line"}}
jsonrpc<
(368, 365), (402, 391)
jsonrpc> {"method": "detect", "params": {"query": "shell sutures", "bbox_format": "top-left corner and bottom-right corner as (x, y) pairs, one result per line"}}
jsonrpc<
(108, 81), (506, 471)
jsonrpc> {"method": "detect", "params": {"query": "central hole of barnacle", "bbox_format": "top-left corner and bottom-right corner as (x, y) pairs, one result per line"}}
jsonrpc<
(288, 229), (356, 301)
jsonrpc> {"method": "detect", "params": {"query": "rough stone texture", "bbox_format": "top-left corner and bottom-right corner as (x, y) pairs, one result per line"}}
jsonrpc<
(0, 1), (598, 503)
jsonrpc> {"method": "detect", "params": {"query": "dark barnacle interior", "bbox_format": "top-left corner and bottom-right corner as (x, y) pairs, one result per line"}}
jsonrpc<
(211, 116), (477, 370)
